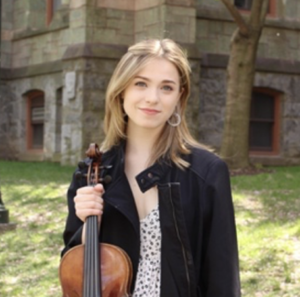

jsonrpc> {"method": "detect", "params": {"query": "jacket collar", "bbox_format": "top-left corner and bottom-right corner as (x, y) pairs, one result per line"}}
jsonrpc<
(101, 141), (172, 192)
(135, 161), (171, 193)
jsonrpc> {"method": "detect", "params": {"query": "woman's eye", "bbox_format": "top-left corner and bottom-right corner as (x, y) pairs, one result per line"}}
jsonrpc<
(135, 81), (146, 87)
(162, 85), (173, 91)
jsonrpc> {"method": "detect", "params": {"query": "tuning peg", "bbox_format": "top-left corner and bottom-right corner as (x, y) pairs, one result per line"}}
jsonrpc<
(75, 171), (87, 180)
(100, 175), (112, 184)
(78, 161), (87, 169)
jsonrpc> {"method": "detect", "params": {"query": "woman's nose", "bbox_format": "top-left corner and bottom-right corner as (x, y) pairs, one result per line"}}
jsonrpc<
(145, 88), (159, 103)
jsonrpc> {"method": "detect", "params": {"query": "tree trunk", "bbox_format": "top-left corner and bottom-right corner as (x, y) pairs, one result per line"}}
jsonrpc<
(220, 0), (269, 169)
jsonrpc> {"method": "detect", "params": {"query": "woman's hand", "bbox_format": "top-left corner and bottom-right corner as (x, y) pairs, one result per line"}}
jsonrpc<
(74, 183), (104, 223)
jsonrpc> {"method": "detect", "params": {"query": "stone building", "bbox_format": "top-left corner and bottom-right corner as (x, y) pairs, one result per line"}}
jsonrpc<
(0, 0), (299, 166)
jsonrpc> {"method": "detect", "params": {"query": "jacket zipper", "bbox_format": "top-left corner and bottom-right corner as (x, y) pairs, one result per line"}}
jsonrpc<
(168, 183), (191, 297)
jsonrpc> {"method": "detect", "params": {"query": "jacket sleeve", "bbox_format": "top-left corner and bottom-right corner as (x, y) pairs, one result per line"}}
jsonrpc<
(61, 171), (85, 257)
(201, 158), (241, 297)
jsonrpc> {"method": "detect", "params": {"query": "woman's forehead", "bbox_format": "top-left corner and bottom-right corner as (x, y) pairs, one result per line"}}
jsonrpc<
(134, 58), (180, 82)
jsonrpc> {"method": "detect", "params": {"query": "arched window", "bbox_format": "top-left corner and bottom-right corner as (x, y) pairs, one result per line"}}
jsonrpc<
(26, 91), (45, 150)
(249, 88), (281, 155)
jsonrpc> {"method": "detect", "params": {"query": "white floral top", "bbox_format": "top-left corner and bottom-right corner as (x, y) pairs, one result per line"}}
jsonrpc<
(132, 206), (161, 297)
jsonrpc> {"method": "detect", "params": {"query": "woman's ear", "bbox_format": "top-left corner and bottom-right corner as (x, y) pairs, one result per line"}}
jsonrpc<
(180, 87), (184, 96)
(177, 87), (184, 103)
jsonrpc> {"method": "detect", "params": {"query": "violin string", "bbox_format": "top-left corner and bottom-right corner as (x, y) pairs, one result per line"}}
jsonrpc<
(84, 216), (88, 296)
(88, 216), (92, 296)
(84, 149), (102, 297)
(94, 215), (101, 296)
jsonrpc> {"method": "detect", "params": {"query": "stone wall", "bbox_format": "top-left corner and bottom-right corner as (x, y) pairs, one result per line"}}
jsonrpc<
(199, 68), (227, 148)
(135, 4), (196, 43)
(0, 82), (19, 160)
(0, 72), (63, 161)
(1, 0), (13, 68)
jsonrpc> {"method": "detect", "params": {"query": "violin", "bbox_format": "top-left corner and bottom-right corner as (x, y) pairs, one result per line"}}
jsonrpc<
(59, 143), (133, 297)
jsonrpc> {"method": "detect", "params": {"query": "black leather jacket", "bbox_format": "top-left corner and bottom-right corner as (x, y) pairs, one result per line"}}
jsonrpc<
(61, 144), (241, 297)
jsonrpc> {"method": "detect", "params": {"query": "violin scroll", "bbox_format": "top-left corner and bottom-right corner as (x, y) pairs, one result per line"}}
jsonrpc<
(85, 143), (102, 163)
(75, 144), (112, 184)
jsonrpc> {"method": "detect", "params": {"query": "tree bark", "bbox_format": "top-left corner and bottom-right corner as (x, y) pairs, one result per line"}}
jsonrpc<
(219, 0), (269, 169)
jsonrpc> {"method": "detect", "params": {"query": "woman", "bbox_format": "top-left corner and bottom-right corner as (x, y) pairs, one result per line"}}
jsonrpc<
(61, 39), (241, 297)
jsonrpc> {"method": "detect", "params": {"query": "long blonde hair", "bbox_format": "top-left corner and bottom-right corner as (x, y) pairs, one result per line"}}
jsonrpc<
(101, 39), (204, 168)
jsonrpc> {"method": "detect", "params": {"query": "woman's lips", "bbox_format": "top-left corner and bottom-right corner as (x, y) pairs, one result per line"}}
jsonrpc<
(139, 108), (160, 115)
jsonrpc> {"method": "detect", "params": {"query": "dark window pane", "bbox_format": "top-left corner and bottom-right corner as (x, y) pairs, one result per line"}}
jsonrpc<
(31, 95), (44, 107)
(27, 92), (44, 150)
(249, 122), (273, 150)
(250, 90), (276, 151)
(235, 0), (270, 12)
(32, 124), (44, 148)
(234, 0), (252, 10)
(251, 92), (274, 120)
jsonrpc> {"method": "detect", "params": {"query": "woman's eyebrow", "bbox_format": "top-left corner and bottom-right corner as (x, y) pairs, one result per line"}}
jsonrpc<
(134, 75), (177, 84)
(134, 75), (150, 81)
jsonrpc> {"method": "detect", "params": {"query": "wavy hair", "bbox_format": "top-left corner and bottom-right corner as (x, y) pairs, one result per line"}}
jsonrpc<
(101, 39), (205, 168)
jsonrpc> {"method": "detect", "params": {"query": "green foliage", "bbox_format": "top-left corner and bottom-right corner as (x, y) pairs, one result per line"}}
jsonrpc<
(0, 161), (300, 296)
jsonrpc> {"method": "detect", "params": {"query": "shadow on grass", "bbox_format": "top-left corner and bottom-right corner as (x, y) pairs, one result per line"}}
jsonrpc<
(232, 166), (300, 223)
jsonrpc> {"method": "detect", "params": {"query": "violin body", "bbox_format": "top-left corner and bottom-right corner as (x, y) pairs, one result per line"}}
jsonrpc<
(59, 243), (132, 297)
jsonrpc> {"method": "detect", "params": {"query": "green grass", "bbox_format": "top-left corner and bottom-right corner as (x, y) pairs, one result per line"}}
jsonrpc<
(0, 161), (74, 297)
(231, 166), (300, 296)
(0, 161), (300, 296)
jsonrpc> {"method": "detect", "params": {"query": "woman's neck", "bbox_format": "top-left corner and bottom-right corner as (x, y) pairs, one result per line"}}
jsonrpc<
(125, 124), (162, 161)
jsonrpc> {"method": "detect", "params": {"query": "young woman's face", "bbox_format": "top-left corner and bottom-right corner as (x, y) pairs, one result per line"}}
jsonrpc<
(123, 57), (182, 133)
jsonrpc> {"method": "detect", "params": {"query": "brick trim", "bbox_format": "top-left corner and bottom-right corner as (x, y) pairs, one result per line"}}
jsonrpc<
(47, 0), (54, 26)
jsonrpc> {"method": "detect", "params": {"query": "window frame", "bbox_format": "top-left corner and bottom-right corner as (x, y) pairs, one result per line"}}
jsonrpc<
(46, 0), (62, 26)
(26, 91), (45, 151)
(249, 88), (281, 156)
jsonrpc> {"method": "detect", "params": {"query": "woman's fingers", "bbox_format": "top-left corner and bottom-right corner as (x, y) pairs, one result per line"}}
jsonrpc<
(74, 184), (105, 222)
(76, 183), (104, 195)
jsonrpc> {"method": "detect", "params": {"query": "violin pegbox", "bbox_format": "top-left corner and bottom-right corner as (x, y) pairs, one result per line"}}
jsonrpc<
(75, 145), (112, 185)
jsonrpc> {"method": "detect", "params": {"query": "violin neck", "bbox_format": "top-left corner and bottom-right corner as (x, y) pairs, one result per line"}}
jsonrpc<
(83, 215), (101, 297)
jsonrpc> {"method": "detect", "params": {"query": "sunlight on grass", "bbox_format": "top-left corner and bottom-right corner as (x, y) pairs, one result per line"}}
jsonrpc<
(1, 161), (300, 296)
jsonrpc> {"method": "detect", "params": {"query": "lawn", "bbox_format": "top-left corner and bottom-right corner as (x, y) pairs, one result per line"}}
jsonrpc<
(0, 161), (74, 297)
(231, 166), (300, 296)
(0, 161), (300, 296)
